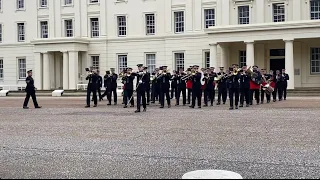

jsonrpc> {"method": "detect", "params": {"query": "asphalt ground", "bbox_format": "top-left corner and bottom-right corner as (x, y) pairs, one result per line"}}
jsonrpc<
(0, 97), (319, 179)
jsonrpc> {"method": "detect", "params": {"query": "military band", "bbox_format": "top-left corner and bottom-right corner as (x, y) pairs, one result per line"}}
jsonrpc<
(81, 63), (290, 112)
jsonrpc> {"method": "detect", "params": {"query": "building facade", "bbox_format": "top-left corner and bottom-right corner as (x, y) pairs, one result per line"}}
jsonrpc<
(0, 0), (320, 90)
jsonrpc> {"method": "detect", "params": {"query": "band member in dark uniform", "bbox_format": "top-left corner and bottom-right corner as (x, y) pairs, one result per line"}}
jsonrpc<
(282, 69), (289, 100)
(275, 70), (284, 101)
(135, 64), (148, 113)
(23, 70), (41, 109)
(260, 69), (271, 104)
(151, 68), (159, 103)
(204, 68), (216, 106)
(186, 66), (193, 104)
(102, 71), (111, 102)
(145, 68), (151, 105)
(93, 70), (103, 101)
(239, 66), (251, 107)
(249, 66), (262, 105)
(176, 68), (187, 106)
(269, 70), (277, 102)
(159, 66), (172, 108)
(108, 68), (118, 105)
(122, 68), (135, 108)
(210, 67), (217, 101)
(85, 69), (99, 108)
(190, 65), (202, 108)
(171, 70), (177, 99)
(216, 67), (227, 105)
(228, 66), (241, 110)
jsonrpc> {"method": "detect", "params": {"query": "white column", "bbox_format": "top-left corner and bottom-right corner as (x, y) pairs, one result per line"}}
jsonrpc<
(34, 53), (43, 90)
(55, 53), (62, 89)
(284, 39), (295, 89)
(220, 44), (228, 68)
(63, 51), (69, 90)
(209, 43), (217, 70)
(42, 52), (50, 90)
(245, 41), (255, 67)
(68, 51), (79, 90)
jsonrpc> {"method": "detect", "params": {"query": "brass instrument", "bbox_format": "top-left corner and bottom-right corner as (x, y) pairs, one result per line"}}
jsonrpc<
(214, 73), (227, 81)
(181, 69), (196, 81)
(233, 68), (242, 75)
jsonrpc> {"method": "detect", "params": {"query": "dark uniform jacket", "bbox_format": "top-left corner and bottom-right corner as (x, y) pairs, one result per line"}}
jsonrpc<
(98, 76), (103, 88)
(228, 73), (241, 89)
(191, 72), (202, 90)
(122, 74), (135, 90)
(240, 73), (251, 89)
(104, 74), (111, 88)
(136, 71), (148, 91)
(110, 74), (118, 89)
(177, 73), (187, 89)
(159, 73), (172, 90)
(217, 72), (227, 89)
(86, 73), (99, 90)
(282, 73), (289, 87)
(205, 74), (215, 90)
(145, 72), (151, 90)
(25, 76), (36, 93)
(275, 74), (285, 85)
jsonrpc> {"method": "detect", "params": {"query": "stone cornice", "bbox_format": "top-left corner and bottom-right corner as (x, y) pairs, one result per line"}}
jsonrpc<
(31, 37), (90, 45)
(205, 20), (320, 34)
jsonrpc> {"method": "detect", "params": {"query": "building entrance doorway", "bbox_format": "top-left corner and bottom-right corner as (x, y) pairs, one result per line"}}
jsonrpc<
(270, 58), (285, 72)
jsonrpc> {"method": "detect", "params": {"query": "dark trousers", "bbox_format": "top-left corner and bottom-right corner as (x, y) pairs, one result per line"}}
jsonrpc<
(204, 88), (214, 105)
(217, 87), (227, 103)
(192, 88), (202, 107)
(137, 90), (146, 110)
(151, 85), (159, 102)
(124, 89), (134, 106)
(171, 86), (176, 99)
(275, 84), (283, 100)
(250, 89), (260, 104)
(160, 88), (171, 107)
(146, 89), (150, 103)
(97, 88), (102, 100)
(23, 92), (39, 107)
(240, 88), (250, 105)
(87, 88), (97, 106)
(283, 84), (287, 99)
(108, 88), (117, 103)
(187, 88), (192, 103)
(176, 87), (186, 105)
(261, 87), (271, 102)
(229, 88), (240, 107)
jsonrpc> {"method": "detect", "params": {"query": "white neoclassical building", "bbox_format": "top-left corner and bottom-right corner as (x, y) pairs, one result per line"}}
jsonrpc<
(0, 0), (320, 90)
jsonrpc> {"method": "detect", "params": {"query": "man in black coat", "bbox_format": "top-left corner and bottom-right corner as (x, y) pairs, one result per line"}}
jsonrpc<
(282, 69), (289, 100)
(170, 70), (177, 99)
(216, 67), (228, 105)
(23, 70), (41, 109)
(135, 64), (148, 113)
(122, 68), (135, 108)
(101, 71), (111, 102)
(204, 68), (216, 107)
(92, 70), (103, 102)
(228, 66), (241, 110)
(275, 70), (284, 101)
(190, 65), (202, 109)
(175, 68), (187, 106)
(85, 70), (99, 108)
(159, 66), (172, 108)
(108, 68), (118, 105)
(145, 68), (151, 105)
(151, 68), (160, 103)
(239, 66), (251, 107)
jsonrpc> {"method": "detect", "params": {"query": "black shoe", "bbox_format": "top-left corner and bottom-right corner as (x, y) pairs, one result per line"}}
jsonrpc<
(122, 102), (125, 104)
(168, 105), (171, 108)
(123, 105), (128, 108)
(261, 101), (264, 104)
(216, 102), (220, 105)
(223, 102), (226, 105)
(183, 104), (186, 106)
(35, 106), (42, 109)
(107, 103), (111, 105)
(267, 100), (270, 103)
(284, 98), (286, 100)
(229, 107), (234, 110)
(91, 99), (94, 102)
(198, 106), (201, 108)
(246, 104), (250, 107)
(114, 102), (117, 105)
(279, 99), (282, 101)
(273, 100), (276, 102)
(189, 106), (194, 108)
(239, 105), (243, 107)
(146, 103), (150, 105)
(257, 103), (260, 105)
(203, 104), (208, 107)
(151, 101), (155, 104)
(23, 106), (29, 109)
(235, 106), (238, 109)
(135, 110), (141, 113)
(250, 103), (253, 105)
(175, 104), (179, 106)
(93, 105), (97, 107)
(210, 104), (213, 106)
(130, 105), (134, 108)
(160, 106), (164, 108)
(143, 108), (146, 112)
(85, 105), (90, 108)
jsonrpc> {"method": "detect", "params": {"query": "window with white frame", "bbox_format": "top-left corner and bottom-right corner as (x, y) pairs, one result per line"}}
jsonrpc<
(65, 19), (73, 37)
(175, 53), (184, 70)
(310, 0), (320, 20)
(64, 0), (72, 6)
(40, 21), (48, 38)
(146, 54), (156, 73)
(17, 23), (25, 42)
(146, 14), (155, 35)
(18, 58), (26, 79)
(273, 3), (285, 22)
(205, 52), (210, 68)
(239, 51), (247, 68)
(204, 9), (215, 28)
(90, 18), (99, 38)
(311, 48), (320, 74)
(40, 0), (47, 7)
(90, 0), (99, 3)
(91, 56), (100, 70)
(174, 11), (184, 33)
(117, 16), (127, 37)
(0, 59), (3, 79)
(0, 24), (2, 43)
(17, 0), (24, 9)
(238, 6), (250, 24)
(118, 55), (128, 73)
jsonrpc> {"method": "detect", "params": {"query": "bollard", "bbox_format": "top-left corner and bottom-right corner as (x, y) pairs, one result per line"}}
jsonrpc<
(182, 170), (243, 179)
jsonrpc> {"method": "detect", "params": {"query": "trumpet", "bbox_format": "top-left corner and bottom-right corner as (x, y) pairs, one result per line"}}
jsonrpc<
(214, 74), (227, 81)
(233, 68), (242, 75)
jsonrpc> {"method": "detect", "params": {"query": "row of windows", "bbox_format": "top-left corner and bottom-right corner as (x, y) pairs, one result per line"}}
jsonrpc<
(0, 0), (87, 10)
(1, 48), (320, 81)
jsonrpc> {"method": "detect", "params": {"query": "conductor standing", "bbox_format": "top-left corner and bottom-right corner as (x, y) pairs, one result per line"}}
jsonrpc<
(23, 70), (41, 109)
(85, 69), (99, 108)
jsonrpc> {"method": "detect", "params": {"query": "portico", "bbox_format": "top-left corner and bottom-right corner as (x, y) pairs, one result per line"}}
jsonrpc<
(206, 20), (320, 89)
(31, 38), (89, 90)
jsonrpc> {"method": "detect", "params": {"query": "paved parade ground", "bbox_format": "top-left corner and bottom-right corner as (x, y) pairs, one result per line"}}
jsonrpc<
(0, 97), (320, 179)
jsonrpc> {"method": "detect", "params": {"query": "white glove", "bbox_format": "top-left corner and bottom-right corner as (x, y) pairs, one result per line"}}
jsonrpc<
(139, 80), (142, 84)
